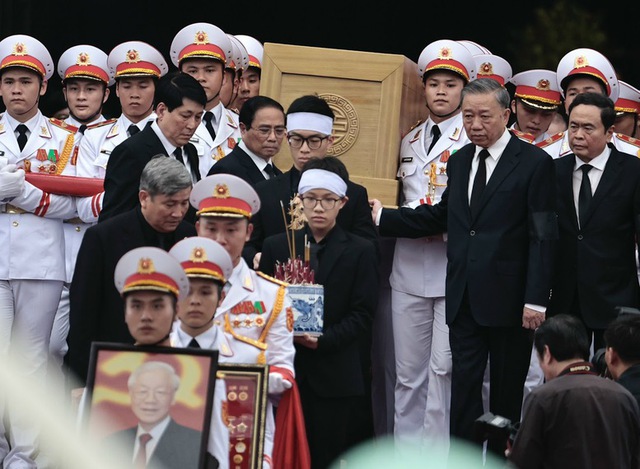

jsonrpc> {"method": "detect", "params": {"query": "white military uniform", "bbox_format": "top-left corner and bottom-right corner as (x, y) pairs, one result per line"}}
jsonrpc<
(190, 102), (240, 176)
(391, 113), (469, 443)
(212, 259), (294, 469)
(75, 113), (156, 222)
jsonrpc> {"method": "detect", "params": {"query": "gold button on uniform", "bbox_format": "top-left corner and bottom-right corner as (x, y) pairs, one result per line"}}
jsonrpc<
(12, 221), (18, 227)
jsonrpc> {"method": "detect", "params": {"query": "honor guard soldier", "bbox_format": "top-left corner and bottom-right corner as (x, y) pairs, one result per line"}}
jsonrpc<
(191, 174), (295, 469)
(230, 35), (263, 113)
(546, 47), (619, 159)
(473, 53), (512, 87)
(170, 23), (241, 176)
(390, 39), (476, 446)
(0, 33), (78, 468)
(50, 44), (115, 374)
(509, 69), (564, 145)
(612, 81), (640, 155)
(114, 246), (229, 469)
(220, 34), (249, 112)
(74, 40), (168, 223)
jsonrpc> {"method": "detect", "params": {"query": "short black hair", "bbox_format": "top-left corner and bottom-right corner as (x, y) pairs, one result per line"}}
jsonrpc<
(286, 94), (334, 119)
(568, 92), (616, 130)
(301, 156), (349, 184)
(238, 95), (285, 128)
(604, 314), (640, 364)
(534, 314), (590, 362)
(154, 71), (207, 111)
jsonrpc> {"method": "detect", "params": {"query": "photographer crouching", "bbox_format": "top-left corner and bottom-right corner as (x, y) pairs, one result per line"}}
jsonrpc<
(507, 314), (640, 469)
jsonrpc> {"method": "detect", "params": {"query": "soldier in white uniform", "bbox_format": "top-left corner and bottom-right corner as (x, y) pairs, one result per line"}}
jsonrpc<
(49, 44), (114, 373)
(0, 34), (78, 468)
(230, 35), (263, 113)
(113, 246), (229, 469)
(170, 23), (242, 176)
(220, 34), (249, 112)
(543, 48), (620, 159)
(390, 39), (475, 447)
(190, 174), (295, 469)
(612, 81), (640, 155)
(509, 69), (564, 145)
(75, 41), (168, 223)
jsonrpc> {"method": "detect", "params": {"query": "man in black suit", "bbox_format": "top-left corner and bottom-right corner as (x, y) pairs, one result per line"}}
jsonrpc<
(259, 157), (379, 469)
(99, 71), (207, 223)
(106, 361), (202, 469)
(245, 94), (377, 268)
(370, 78), (557, 456)
(206, 95), (284, 185)
(65, 157), (196, 385)
(548, 92), (640, 349)
(605, 312), (640, 408)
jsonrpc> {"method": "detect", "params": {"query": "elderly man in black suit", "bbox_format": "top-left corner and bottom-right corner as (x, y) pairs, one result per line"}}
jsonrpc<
(206, 95), (284, 185)
(65, 157), (196, 386)
(371, 78), (557, 456)
(548, 92), (640, 349)
(99, 71), (206, 223)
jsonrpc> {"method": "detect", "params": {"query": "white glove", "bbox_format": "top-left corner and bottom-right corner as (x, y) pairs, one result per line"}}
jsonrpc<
(0, 164), (25, 202)
(268, 372), (292, 395)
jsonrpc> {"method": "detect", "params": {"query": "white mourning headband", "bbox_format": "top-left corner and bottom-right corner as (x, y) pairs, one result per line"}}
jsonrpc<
(298, 169), (347, 198)
(286, 112), (333, 135)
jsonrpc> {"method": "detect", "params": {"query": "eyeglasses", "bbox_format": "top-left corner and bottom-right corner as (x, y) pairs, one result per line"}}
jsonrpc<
(288, 134), (328, 150)
(300, 196), (341, 210)
(249, 125), (287, 138)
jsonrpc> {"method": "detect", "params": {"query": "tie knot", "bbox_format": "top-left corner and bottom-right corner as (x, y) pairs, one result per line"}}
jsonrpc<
(78, 124), (87, 134)
(128, 124), (140, 136)
(479, 149), (491, 161)
(188, 337), (201, 348)
(580, 164), (593, 175)
(16, 124), (28, 136)
(265, 163), (276, 177)
(431, 124), (441, 138)
(139, 433), (152, 445)
(204, 111), (213, 123)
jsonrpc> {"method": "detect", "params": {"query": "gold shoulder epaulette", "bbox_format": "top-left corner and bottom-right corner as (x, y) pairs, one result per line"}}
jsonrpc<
(48, 117), (77, 133)
(536, 131), (564, 148)
(409, 119), (423, 132)
(510, 128), (535, 143)
(256, 271), (289, 287)
(615, 133), (640, 148)
(86, 118), (117, 130)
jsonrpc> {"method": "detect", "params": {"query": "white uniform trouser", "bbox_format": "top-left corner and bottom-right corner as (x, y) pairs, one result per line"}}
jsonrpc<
(0, 279), (64, 469)
(392, 290), (450, 445)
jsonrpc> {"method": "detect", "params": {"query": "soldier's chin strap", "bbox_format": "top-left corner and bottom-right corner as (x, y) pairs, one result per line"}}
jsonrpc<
(427, 102), (461, 120)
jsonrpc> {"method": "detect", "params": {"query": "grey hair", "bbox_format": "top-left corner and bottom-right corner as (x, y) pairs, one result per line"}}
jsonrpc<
(127, 360), (181, 391)
(461, 78), (511, 110)
(139, 155), (192, 196)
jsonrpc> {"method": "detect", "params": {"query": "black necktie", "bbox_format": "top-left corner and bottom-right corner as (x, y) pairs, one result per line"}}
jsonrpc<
(188, 337), (201, 348)
(203, 111), (216, 140)
(78, 124), (87, 134)
(578, 164), (593, 226)
(470, 149), (491, 215)
(428, 124), (441, 153)
(16, 124), (28, 151)
(128, 124), (140, 137)
(264, 163), (276, 179)
(173, 146), (185, 165)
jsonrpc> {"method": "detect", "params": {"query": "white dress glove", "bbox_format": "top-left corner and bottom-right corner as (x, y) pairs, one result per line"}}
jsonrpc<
(268, 372), (292, 395)
(0, 164), (25, 202)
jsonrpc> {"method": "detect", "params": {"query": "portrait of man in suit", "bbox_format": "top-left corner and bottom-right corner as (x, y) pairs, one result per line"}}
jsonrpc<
(105, 360), (202, 469)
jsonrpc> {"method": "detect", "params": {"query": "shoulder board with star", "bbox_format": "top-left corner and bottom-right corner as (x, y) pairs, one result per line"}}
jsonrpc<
(409, 119), (423, 132)
(225, 114), (239, 128)
(256, 271), (289, 287)
(510, 128), (535, 143)
(536, 131), (564, 148)
(615, 133), (640, 148)
(48, 118), (78, 133)
(87, 118), (117, 130)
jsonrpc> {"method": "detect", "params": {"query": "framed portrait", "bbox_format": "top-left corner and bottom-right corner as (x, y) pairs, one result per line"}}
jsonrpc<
(83, 342), (219, 469)
(217, 363), (269, 469)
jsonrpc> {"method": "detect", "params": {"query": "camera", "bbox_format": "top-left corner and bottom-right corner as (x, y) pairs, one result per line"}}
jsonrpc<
(474, 412), (519, 448)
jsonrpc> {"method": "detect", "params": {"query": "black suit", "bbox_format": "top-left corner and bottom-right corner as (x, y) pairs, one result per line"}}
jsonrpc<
(244, 167), (379, 265)
(379, 133), (557, 449)
(206, 144), (282, 186)
(106, 418), (202, 469)
(99, 125), (200, 223)
(259, 225), (378, 468)
(65, 208), (196, 384)
(548, 148), (640, 340)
